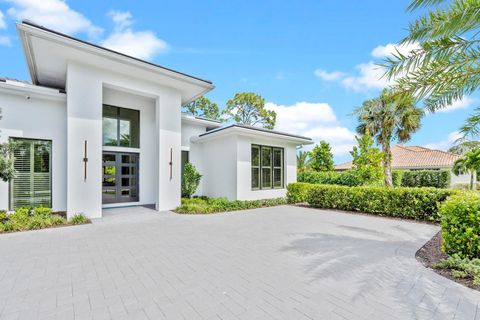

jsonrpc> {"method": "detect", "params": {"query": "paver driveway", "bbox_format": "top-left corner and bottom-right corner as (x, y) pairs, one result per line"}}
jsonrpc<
(0, 205), (479, 320)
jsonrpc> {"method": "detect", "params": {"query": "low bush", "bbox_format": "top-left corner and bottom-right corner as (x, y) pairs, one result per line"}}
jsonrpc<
(401, 170), (450, 188)
(0, 207), (89, 233)
(69, 214), (90, 225)
(435, 254), (480, 285)
(304, 184), (455, 222)
(392, 170), (404, 187)
(297, 170), (361, 187)
(176, 197), (287, 214)
(440, 193), (480, 259)
(286, 182), (314, 203)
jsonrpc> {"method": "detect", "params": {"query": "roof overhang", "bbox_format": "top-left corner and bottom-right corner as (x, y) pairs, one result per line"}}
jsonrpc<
(0, 78), (66, 102)
(181, 113), (222, 128)
(193, 124), (314, 145)
(17, 21), (214, 105)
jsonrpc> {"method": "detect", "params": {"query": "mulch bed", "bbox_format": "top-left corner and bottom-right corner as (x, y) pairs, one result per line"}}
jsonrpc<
(416, 231), (480, 291)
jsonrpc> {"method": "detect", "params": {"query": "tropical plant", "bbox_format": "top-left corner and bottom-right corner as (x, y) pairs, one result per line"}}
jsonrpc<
(452, 147), (480, 190)
(350, 131), (384, 185)
(448, 140), (480, 155)
(297, 150), (310, 172)
(223, 92), (276, 129)
(309, 141), (334, 172)
(355, 89), (423, 187)
(0, 108), (16, 182)
(181, 163), (202, 198)
(183, 96), (222, 121)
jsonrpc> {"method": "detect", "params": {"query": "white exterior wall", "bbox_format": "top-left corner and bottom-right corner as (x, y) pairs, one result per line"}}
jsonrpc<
(181, 122), (208, 195)
(450, 171), (472, 185)
(199, 135), (238, 200)
(0, 89), (67, 211)
(236, 135), (297, 200)
(66, 61), (182, 218)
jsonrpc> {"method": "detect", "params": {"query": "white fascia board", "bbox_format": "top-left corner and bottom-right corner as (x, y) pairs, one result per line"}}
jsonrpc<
(0, 81), (66, 102)
(181, 114), (222, 128)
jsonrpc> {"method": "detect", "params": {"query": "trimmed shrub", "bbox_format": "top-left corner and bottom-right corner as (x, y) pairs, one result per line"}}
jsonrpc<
(392, 170), (404, 187)
(286, 183), (314, 203)
(176, 197), (287, 214)
(440, 193), (480, 259)
(306, 184), (455, 222)
(297, 170), (361, 187)
(401, 170), (450, 188)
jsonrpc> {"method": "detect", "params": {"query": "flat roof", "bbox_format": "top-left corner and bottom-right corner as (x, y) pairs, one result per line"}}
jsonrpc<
(21, 20), (212, 85)
(198, 124), (313, 144)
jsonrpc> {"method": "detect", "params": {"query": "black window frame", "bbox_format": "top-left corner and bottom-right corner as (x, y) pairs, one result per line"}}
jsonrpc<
(102, 104), (140, 148)
(251, 144), (284, 190)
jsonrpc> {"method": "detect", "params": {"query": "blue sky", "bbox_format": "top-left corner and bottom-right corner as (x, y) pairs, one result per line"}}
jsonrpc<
(0, 0), (476, 162)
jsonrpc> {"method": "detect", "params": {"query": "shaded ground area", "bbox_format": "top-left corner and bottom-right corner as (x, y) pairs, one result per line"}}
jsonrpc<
(0, 205), (478, 319)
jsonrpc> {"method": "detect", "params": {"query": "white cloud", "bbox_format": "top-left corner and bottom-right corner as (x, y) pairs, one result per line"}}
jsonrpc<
(266, 101), (356, 156)
(101, 10), (168, 60)
(0, 10), (6, 29)
(0, 36), (11, 46)
(436, 97), (474, 113)
(341, 61), (391, 92)
(6, 0), (102, 38)
(424, 131), (462, 150)
(371, 42), (420, 59)
(314, 69), (346, 81)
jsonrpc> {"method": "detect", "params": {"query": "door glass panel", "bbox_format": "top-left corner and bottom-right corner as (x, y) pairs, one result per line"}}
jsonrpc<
(102, 152), (139, 204)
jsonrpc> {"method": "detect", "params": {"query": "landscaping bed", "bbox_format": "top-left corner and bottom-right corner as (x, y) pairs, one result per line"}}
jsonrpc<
(175, 197), (287, 214)
(0, 207), (90, 234)
(416, 232), (480, 291)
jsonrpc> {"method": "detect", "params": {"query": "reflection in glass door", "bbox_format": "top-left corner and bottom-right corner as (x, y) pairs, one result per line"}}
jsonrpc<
(102, 152), (139, 204)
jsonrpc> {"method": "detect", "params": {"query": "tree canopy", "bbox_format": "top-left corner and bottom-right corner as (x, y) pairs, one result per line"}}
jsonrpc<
(309, 141), (334, 172)
(297, 150), (311, 172)
(223, 92), (276, 129)
(183, 96), (222, 121)
(453, 147), (480, 190)
(350, 131), (384, 185)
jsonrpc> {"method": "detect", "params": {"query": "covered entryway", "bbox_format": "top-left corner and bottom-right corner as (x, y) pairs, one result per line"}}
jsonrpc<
(102, 152), (139, 204)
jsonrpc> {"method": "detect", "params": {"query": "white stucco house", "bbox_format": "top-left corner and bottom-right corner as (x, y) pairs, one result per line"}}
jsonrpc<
(0, 21), (313, 218)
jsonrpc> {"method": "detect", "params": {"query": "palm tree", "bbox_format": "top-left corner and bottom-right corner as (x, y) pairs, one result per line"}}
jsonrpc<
(453, 148), (480, 190)
(297, 150), (310, 172)
(448, 140), (480, 155)
(354, 90), (423, 187)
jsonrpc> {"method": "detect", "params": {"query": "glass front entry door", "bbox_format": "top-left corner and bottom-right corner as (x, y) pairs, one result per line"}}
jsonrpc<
(102, 152), (139, 204)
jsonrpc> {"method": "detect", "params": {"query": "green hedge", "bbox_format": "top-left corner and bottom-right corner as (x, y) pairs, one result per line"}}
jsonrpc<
(401, 170), (450, 188)
(440, 193), (480, 259)
(392, 170), (404, 187)
(286, 182), (455, 222)
(176, 197), (287, 214)
(286, 182), (314, 203)
(297, 171), (361, 187)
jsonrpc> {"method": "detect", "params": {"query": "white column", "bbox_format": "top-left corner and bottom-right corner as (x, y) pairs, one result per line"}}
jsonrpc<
(66, 62), (103, 219)
(155, 91), (182, 211)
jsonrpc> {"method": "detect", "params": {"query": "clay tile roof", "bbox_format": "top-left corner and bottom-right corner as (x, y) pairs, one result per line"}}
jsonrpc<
(334, 145), (462, 170)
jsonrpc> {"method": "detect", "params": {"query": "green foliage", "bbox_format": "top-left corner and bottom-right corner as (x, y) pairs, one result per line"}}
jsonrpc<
(181, 163), (202, 198)
(350, 131), (384, 185)
(33, 207), (52, 218)
(305, 183), (455, 221)
(0, 210), (6, 222)
(451, 182), (480, 190)
(449, 141), (480, 155)
(392, 170), (405, 187)
(435, 254), (480, 285)
(401, 170), (451, 188)
(223, 92), (276, 129)
(286, 182), (314, 203)
(69, 214), (90, 225)
(297, 170), (361, 187)
(355, 90), (423, 187)
(384, 0), (480, 116)
(453, 148), (480, 190)
(309, 141), (334, 172)
(297, 150), (310, 172)
(440, 193), (480, 258)
(0, 109), (16, 182)
(176, 197), (287, 214)
(182, 96), (222, 121)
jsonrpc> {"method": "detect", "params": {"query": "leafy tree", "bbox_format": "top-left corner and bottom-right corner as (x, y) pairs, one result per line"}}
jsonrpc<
(355, 89), (423, 187)
(309, 141), (334, 172)
(181, 163), (202, 198)
(384, 0), (480, 115)
(224, 92), (276, 129)
(350, 131), (384, 185)
(453, 148), (480, 190)
(448, 140), (480, 155)
(297, 150), (311, 172)
(0, 109), (16, 182)
(183, 96), (222, 121)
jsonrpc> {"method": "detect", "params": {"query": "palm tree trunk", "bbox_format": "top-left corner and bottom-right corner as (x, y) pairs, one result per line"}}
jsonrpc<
(471, 170), (477, 190)
(382, 143), (393, 187)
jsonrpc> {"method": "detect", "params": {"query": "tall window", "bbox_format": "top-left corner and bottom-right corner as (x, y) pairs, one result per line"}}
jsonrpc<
(103, 105), (140, 148)
(251, 144), (284, 190)
(10, 138), (52, 209)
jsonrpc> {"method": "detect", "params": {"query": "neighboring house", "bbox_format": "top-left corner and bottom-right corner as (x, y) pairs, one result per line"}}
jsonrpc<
(0, 21), (313, 218)
(335, 145), (469, 185)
